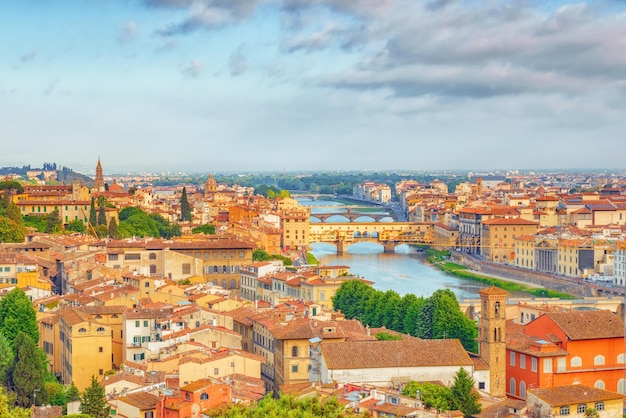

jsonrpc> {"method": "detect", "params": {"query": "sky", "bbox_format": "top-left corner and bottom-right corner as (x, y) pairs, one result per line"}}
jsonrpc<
(1, 0), (625, 174)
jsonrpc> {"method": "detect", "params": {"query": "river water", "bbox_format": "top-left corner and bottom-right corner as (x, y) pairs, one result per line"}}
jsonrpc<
(298, 197), (490, 301)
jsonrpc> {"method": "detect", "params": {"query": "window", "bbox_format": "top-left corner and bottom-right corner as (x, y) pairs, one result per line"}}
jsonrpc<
(99, 369), (103, 375)
(618, 353), (626, 364)
(557, 357), (566, 371)
(292, 346), (298, 357)
(78, 328), (87, 333)
(109, 254), (119, 261)
(124, 253), (141, 260)
(135, 321), (140, 328)
(99, 347), (103, 353)
(531, 357), (537, 372)
(571, 356), (582, 367)
(594, 354), (605, 366)
(509, 378), (516, 396)
(595, 401), (604, 411)
(97, 327), (105, 332)
(133, 353), (145, 361)
(576, 404), (586, 414)
(520, 354), (526, 369)
(510, 352), (515, 366)
(143, 320), (149, 327)
(543, 358), (552, 373)
(292, 365), (299, 373)
(559, 406), (570, 415)
(214, 368), (219, 375)
(200, 393), (209, 400)
(519, 381), (526, 399)
(182, 263), (191, 275)
(478, 382), (485, 390)
(594, 380), (605, 390)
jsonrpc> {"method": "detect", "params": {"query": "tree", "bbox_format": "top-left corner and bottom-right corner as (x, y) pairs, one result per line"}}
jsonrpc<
(0, 332), (13, 382)
(192, 223), (216, 235)
(451, 368), (481, 417)
(88, 197), (97, 232)
(118, 206), (143, 221)
(252, 249), (271, 262)
(0, 386), (30, 418)
(97, 196), (107, 226)
(79, 375), (110, 418)
(4, 202), (22, 226)
(108, 217), (119, 239)
(44, 208), (62, 234)
(6, 332), (48, 407)
(180, 187), (192, 222)
(375, 332), (402, 341)
(0, 217), (25, 243)
(403, 381), (452, 413)
(332, 279), (375, 320)
(0, 288), (39, 347)
(66, 219), (87, 234)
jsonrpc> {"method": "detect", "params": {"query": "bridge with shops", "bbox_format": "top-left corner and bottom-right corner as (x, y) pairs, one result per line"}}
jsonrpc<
(310, 208), (395, 222)
(309, 222), (433, 254)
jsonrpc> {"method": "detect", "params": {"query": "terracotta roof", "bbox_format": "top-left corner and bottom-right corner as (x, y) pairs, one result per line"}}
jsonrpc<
(321, 339), (472, 369)
(544, 310), (624, 340)
(530, 384), (624, 406)
(482, 218), (539, 226)
(118, 391), (160, 410)
(180, 378), (214, 392)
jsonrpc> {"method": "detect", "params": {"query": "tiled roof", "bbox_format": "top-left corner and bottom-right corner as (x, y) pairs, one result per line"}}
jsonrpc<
(482, 218), (539, 226)
(118, 391), (160, 410)
(321, 339), (472, 369)
(180, 378), (212, 392)
(530, 384), (624, 406)
(545, 310), (624, 340)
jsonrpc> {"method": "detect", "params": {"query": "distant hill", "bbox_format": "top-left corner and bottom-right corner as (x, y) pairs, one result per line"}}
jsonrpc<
(0, 164), (93, 186)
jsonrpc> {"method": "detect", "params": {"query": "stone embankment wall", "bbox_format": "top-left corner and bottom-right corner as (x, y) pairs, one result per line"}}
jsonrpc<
(449, 252), (614, 298)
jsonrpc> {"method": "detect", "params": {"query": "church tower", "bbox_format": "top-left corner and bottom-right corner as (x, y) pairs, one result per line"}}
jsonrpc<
(94, 158), (104, 192)
(204, 173), (217, 198)
(478, 285), (507, 398)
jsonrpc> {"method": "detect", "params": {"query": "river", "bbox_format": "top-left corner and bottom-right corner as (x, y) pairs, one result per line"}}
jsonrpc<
(298, 196), (491, 301)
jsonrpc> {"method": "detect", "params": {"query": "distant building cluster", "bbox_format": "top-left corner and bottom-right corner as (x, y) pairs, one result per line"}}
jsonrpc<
(352, 181), (392, 203)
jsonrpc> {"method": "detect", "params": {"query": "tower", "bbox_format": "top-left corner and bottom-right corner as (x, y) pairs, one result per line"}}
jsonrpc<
(94, 157), (104, 191)
(478, 285), (507, 398)
(204, 173), (217, 198)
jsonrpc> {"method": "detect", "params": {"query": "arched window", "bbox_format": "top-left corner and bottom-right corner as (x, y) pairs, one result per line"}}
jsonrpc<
(112, 314), (119, 319)
(494, 301), (500, 316)
(95, 315), (102, 319)
(292, 346), (298, 357)
(571, 356), (582, 367)
(519, 381), (526, 399)
(78, 328), (87, 333)
(150, 264), (157, 274)
(594, 355), (605, 366)
(149, 253), (157, 260)
(230, 279), (236, 289)
(96, 327), (105, 332)
(618, 379), (626, 395)
(594, 380), (605, 390)
(618, 353), (626, 364)
(509, 378), (516, 396)
(200, 393), (209, 400)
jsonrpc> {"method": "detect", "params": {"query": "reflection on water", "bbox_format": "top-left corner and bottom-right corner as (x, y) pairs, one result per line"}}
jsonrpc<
(311, 242), (490, 301)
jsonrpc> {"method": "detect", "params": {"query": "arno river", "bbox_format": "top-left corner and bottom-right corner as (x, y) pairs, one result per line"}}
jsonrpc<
(299, 197), (491, 301)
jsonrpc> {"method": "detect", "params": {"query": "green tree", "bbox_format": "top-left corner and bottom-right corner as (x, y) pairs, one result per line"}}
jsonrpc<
(451, 368), (481, 417)
(6, 332), (48, 407)
(66, 219), (87, 234)
(79, 375), (110, 418)
(0, 386), (30, 418)
(375, 332), (402, 341)
(108, 217), (119, 239)
(88, 197), (97, 232)
(403, 381), (452, 413)
(0, 332), (13, 382)
(4, 202), (22, 226)
(332, 279), (374, 320)
(44, 208), (62, 234)
(97, 196), (107, 226)
(192, 223), (216, 235)
(0, 288), (39, 347)
(180, 187), (192, 222)
(279, 190), (291, 198)
(149, 213), (181, 239)
(252, 249), (271, 262)
(118, 206), (143, 221)
(0, 217), (25, 243)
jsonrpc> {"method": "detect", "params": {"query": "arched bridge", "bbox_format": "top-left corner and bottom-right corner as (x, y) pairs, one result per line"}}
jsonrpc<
(309, 222), (433, 254)
(310, 208), (395, 223)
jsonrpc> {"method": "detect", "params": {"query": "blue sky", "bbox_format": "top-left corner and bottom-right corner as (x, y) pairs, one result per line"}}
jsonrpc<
(1, 0), (625, 174)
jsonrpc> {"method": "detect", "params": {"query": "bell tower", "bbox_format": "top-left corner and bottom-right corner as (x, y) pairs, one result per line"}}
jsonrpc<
(478, 285), (507, 398)
(94, 157), (104, 192)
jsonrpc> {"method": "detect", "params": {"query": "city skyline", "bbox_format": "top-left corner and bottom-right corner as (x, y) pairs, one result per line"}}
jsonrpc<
(2, 0), (626, 173)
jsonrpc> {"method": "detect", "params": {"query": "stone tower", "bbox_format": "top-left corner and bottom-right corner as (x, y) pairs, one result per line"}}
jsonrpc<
(478, 285), (507, 398)
(94, 157), (104, 191)
(204, 173), (217, 197)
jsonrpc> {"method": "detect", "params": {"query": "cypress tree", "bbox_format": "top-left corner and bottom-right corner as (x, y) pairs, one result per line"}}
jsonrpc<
(180, 187), (192, 222)
(108, 217), (119, 239)
(97, 196), (107, 226)
(89, 197), (97, 231)
(7, 332), (48, 407)
(80, 375), (110, 418)
(44, 208), (62, 234)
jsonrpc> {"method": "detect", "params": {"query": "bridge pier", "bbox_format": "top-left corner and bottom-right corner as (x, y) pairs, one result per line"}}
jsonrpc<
(383, 241), (396, 254)
(336, 240), (347, 255)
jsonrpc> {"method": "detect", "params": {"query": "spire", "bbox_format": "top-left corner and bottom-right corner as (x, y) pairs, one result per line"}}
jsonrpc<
(94, 157), (104, 191)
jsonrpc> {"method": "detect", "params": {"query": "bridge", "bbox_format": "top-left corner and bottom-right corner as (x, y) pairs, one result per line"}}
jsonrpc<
(310, 208), (395, 223)
(291, 193), (337, 201)
(309, 222), (433, 254)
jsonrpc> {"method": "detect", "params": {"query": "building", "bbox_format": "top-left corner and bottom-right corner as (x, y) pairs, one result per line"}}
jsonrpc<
(478, 286), (507, 398)
(480, 218), (539, 264)
(527, 385), (624, 417)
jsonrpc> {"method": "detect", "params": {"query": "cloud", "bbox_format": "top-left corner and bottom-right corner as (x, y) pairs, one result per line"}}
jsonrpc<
(20, 50), (38, 64)
(181, 60), (204, 78)
(228, 44), (247, 75)
(118, 21), (139, 43)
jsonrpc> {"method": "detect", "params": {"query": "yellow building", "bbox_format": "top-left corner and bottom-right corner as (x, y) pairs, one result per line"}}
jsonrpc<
(178, 349), (264, 386)
(527, 385), (624, 417)
(57, 307), (114, 390)
(513, 235), (536, 270)
(481, 218), (539, 264)
(279, 198), (310, 251)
